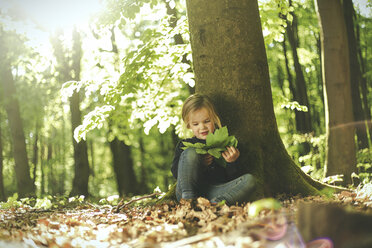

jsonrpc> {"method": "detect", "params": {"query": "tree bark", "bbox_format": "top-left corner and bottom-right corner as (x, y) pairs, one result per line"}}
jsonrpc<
(343, 0), (369, 149)
(315, 0), (357, 185)
(69, 28), (90, 197)
(186, 0), (325, 197)
(0, 63), (35, 198)
(109, 137), (138, 196)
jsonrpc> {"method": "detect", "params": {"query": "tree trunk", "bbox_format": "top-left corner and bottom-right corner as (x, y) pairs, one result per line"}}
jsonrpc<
(0, 63), (35, 198)
(138, 134), (148, 194)
(0, 116), (5, 201)
(69, 91), (90, 196)
(60, 116), (66, 194)
(109, 138), (138, 196)
(32, 124), (39, 185)
(282, 38), (297, 105)
(315, 0), (357, 185)
(47, 143), (55, 194)
(40, 143), (45, 195)
(186, 0), (325, 197)
(69, 28), (90, 197)
(285, 5), (313, 135)
(343, 0), (369, 149)
(356, 11), (372, 144)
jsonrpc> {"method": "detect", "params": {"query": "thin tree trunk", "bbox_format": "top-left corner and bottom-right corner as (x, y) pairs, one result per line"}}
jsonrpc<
(89, 140), (95, 179)
(138, 134), (148, 194)
(315, 33), (325, 118)
(356, 13), (372, 144)
(69, 28), (90, 197)
(109, 137), (138, 196)
(60, 115), (66, 194)
(47, 143), (54, 194)
(186, 0), (325, 197)
(32, 124), (39, 185)
(70, 91), (90, 196)
(285, 4), (312, 134)
(343, 0), (369, 149)
(315, 0), (357, 185)
(276, 62), (286, 97)
(40, 143), (45, 195)
(0, 116), (5, 201)
(0, 62), (35, 197)
(282, 37), (298, 124)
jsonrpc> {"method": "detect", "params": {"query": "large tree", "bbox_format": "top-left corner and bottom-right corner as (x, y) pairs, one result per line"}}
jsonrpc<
(315, 0), (356, 185)
(185, 0), (326, 197)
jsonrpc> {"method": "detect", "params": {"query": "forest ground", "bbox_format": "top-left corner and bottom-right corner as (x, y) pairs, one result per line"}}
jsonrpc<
(0, 187), (371, 248)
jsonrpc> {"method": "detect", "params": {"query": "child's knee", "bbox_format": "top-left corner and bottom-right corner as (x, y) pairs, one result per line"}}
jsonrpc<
(242, 173), (256, 191)
(181, 148), (199, 162)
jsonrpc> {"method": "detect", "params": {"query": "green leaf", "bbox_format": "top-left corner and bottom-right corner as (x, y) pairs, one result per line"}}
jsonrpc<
(206, 126), (229, 148)
(182, 142), (206, 149)
(195, 148), (208, 154)
(207, 147), (225, 159)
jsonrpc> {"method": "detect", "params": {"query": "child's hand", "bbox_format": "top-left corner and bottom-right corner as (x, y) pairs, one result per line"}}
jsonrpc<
(203, 154), (214, 166)
(222, 146), (240, 163)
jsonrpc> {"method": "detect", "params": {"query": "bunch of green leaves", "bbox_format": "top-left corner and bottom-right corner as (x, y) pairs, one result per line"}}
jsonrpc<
(182, 126), (238, 166)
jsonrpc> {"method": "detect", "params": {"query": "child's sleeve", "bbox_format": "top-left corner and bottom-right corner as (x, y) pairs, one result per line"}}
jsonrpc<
(171, 141), (184, 179)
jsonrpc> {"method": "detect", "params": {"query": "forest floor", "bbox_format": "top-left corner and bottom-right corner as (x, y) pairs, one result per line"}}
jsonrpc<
(0, 186), (371, 248)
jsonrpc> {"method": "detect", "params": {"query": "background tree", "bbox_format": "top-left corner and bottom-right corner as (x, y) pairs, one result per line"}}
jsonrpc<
(0, 28), (35, 197)
(185, 0), (326, 197)
(344, 0), (370, 149)
(51, 28), (90, 196)
(0, 114), (5, 201)
(315, 0), (357, 185)
(283, 0), (313, 137)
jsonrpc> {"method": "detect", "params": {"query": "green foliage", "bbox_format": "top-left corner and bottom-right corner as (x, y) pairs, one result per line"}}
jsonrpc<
(356, 148), (372, 184)
(182, 126), (238, 166)
(0, 193), (21, 209)
(67, 11), (192, 142)
(0, 194), (92, 210)
(280, 100), (308, 112)
(259, 0), (292, 43)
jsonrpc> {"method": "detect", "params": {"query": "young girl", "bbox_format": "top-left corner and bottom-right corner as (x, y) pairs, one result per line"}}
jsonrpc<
(171, 93), (256, 205)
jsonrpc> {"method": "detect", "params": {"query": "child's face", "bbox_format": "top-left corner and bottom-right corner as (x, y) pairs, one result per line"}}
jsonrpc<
(188, 107), (215, 140)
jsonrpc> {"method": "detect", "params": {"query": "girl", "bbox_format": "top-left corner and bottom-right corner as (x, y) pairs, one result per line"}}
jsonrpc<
(171, 93), (256, 205)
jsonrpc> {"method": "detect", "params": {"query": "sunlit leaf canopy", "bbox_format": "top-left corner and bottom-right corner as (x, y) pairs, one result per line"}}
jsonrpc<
(1, 0), (370, 141)
(0, 0), (194, 142)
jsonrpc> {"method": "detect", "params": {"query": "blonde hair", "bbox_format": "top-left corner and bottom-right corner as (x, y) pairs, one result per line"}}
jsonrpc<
(182, 93), (222, 129)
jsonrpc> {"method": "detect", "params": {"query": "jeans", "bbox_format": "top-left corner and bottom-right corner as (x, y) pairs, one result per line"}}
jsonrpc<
(176, 148), (256, 205)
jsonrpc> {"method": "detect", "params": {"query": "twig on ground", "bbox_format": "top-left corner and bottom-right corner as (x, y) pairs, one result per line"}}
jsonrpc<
(114, 193), (161, 213)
